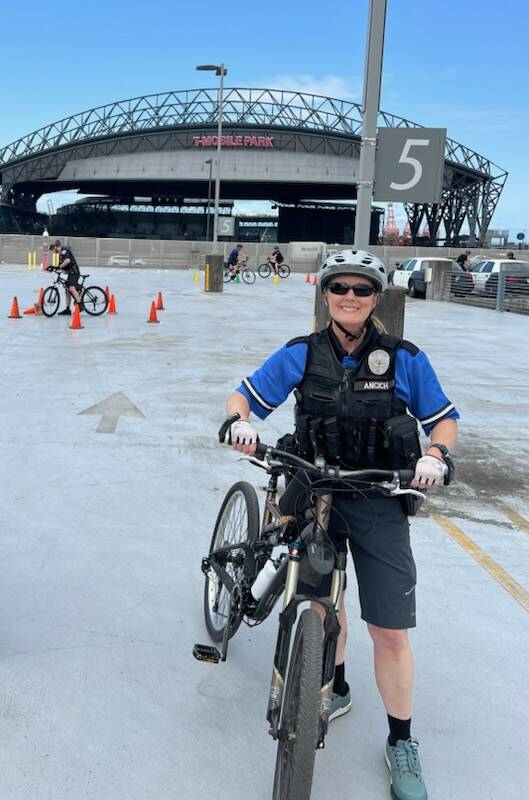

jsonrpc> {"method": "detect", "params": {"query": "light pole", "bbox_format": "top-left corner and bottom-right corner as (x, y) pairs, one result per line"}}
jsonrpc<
(204, 158), (213, 240)
(354, 0), (387, 250)
(196, 63), (227, 245)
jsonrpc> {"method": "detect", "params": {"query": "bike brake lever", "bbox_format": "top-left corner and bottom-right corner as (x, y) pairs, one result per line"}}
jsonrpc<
(389, 488), (426, 500)
(238, 456), (271, 471)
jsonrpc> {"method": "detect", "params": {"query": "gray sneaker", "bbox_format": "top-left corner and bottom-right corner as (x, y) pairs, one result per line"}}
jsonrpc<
(327, 689), (352, 722)
(385, 738), (427, 800)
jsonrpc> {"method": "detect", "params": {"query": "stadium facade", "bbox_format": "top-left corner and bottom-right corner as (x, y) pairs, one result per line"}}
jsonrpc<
(0, 88), (507, 245)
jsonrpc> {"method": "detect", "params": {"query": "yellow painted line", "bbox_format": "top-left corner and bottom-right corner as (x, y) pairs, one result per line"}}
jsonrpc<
(432, 513), (529, 613)
(494, 502), (529, 536)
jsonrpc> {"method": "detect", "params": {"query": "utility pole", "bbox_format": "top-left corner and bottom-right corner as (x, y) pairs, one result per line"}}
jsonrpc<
(354, 0), (387, 250)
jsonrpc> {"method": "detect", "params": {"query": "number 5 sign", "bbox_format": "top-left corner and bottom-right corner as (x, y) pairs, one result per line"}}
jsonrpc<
(374, 128), (446, 202)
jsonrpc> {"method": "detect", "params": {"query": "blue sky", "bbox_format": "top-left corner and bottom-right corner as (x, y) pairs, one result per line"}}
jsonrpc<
(1, 0), (527, 235)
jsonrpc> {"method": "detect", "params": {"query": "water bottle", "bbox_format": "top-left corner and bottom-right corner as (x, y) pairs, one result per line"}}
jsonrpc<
(251, 559), (278, 600)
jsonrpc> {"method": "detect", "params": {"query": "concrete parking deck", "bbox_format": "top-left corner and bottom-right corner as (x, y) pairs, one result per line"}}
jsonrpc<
(1, 265), (528, 799)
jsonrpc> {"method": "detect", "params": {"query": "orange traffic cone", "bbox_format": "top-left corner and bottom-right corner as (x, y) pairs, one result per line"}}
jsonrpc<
(312, 274), (318, 286)
(108, 294), (117, 313)
(8, 297), (22, 318)
(105, 286), (110, 302)
(23, 305), (37, 315)
(147, 300), (160, 323)
(35, 287), (44, 314)
(70, 304), (84, 329)
(305, 272), (311, 284)
(155, 291), (164, 311)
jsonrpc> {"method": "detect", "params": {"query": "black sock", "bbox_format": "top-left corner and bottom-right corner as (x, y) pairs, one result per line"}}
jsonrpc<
(333, 663), (348, 696)
(387, 714), (411, 746)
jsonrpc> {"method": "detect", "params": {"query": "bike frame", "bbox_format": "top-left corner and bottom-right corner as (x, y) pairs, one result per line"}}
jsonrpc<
(203, 466), (345, 749)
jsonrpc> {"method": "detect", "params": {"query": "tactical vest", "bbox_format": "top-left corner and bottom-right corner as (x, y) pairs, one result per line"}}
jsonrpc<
(293, 327), (421, 470)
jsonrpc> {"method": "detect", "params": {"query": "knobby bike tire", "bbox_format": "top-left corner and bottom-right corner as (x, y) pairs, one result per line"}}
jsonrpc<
(258, 263), (272, 279)
(82, 286), (108, 316)
(41, 286), (60, 317)
(278, 264), (291, 278)
(273, 609), (322, 800)
(204, 481), (260, 643)
(241, 269), (256, 285)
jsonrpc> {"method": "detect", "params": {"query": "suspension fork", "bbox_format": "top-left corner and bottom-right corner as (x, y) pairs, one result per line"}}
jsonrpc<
(314, 492), (345, 741)
(266, 538), (302, 737)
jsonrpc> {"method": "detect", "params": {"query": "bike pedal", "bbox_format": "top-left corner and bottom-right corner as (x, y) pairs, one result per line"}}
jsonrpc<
(192, 644), (221, 664)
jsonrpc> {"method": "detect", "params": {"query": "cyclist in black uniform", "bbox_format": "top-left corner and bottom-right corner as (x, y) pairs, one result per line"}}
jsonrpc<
(223, 249), (459, 800)
(50, 240), (82, 316)
(269, 246), (284, 275)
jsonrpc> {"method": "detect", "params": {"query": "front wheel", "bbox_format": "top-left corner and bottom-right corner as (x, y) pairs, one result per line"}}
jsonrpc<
(273, 609), (322, 800)
(82, 286), (108, 315)
(278, 263), (290, 278)
(408, 280), (418, 298)
(41, 286), (60, 317)
(241, 268), (256, 285)
(258, 262), (272, 279)
(204, 481), (260, 642)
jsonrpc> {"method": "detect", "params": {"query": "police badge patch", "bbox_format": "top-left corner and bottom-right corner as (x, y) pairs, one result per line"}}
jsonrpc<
(368, 349), (391, 375)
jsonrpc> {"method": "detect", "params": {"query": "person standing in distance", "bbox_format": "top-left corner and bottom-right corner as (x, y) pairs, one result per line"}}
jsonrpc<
(456, 250), (471, 271)
(49, 240), (82, 315)
(221, 249), (459, 800)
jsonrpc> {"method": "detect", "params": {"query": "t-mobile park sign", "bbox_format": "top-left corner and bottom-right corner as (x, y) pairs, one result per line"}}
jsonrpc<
(192, 134), (274, 148)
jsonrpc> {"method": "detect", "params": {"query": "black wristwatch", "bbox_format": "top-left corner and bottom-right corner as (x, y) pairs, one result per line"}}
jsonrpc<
(428, 443), (455, 486)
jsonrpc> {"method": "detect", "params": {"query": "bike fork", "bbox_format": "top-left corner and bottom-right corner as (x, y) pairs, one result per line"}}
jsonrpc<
(266, 543), (301, 737)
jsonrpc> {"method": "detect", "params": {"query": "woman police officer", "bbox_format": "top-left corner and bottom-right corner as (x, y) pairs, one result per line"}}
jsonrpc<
(223, 249), (458, 800)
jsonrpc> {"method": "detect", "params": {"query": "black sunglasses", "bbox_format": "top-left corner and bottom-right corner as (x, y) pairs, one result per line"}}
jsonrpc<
(327, 282), (377, 297)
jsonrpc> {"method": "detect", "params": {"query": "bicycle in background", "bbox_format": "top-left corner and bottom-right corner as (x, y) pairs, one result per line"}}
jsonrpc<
(42, 269), (109, 317)
(258, 258), (291, 279)
(223, 259), (257, 285)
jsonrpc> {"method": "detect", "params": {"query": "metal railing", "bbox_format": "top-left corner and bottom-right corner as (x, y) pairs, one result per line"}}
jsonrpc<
(442, 269), (529, 314)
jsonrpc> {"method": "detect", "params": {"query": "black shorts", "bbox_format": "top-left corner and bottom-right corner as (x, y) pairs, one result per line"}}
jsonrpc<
(65, 270), (80, 288)
(281, 478), (417, 629)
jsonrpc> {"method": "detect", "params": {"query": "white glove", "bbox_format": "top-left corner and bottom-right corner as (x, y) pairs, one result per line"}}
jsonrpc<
(229, 419), (258, 446)
(413, 455), (448, 487)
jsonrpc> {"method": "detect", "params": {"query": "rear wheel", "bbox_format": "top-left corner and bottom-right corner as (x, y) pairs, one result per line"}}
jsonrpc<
(204, 481), (260, 642)
(41, 286), (60, 317)
(258, 262), (272, 278)
(223, 265), (234, 283)
(82, 286), (108, 316)
(278, 263), (290, 278)
(241, 268), (256, 285)
(273, 609), (322, 800)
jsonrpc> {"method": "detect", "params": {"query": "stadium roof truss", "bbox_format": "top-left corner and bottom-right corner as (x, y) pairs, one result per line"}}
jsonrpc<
(0, 88), (507, 244)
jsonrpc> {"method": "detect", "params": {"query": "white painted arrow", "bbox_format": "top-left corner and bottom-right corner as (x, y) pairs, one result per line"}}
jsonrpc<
(79, 391), (145, 433)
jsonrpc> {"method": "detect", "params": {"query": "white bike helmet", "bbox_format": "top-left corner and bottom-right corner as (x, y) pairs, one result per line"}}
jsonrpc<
(319, 249), (388, 292)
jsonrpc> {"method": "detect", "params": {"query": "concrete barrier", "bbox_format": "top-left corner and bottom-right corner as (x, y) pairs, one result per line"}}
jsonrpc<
(204, 254), (224, 293)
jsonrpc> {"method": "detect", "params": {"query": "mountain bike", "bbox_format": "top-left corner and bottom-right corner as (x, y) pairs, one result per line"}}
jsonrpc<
(223, 261), (257, 285)
(42, 269), (109, 317)
(258, 259), (291, 279)
(193, 416), (424, 800)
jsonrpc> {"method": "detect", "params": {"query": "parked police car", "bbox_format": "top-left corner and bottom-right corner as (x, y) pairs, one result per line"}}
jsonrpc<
(390, 257), (473, 298)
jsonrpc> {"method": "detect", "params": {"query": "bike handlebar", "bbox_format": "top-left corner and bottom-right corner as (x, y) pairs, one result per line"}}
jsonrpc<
(253, 442), (415, 486)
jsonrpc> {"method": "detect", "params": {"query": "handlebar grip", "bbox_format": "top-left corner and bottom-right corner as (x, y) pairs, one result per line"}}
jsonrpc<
(218, 412), (240, 444)
(399, 469), (415, 485)
(254, 442), (269, 459)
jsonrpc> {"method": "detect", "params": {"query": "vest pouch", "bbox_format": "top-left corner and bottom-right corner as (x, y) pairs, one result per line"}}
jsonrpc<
(383, 414), (422, 469)
(276, 432), (299, 487)
(400, 493), (424, 517)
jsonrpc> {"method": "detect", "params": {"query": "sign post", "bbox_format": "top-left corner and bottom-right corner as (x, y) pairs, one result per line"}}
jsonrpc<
(354, 0), (387, 251)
